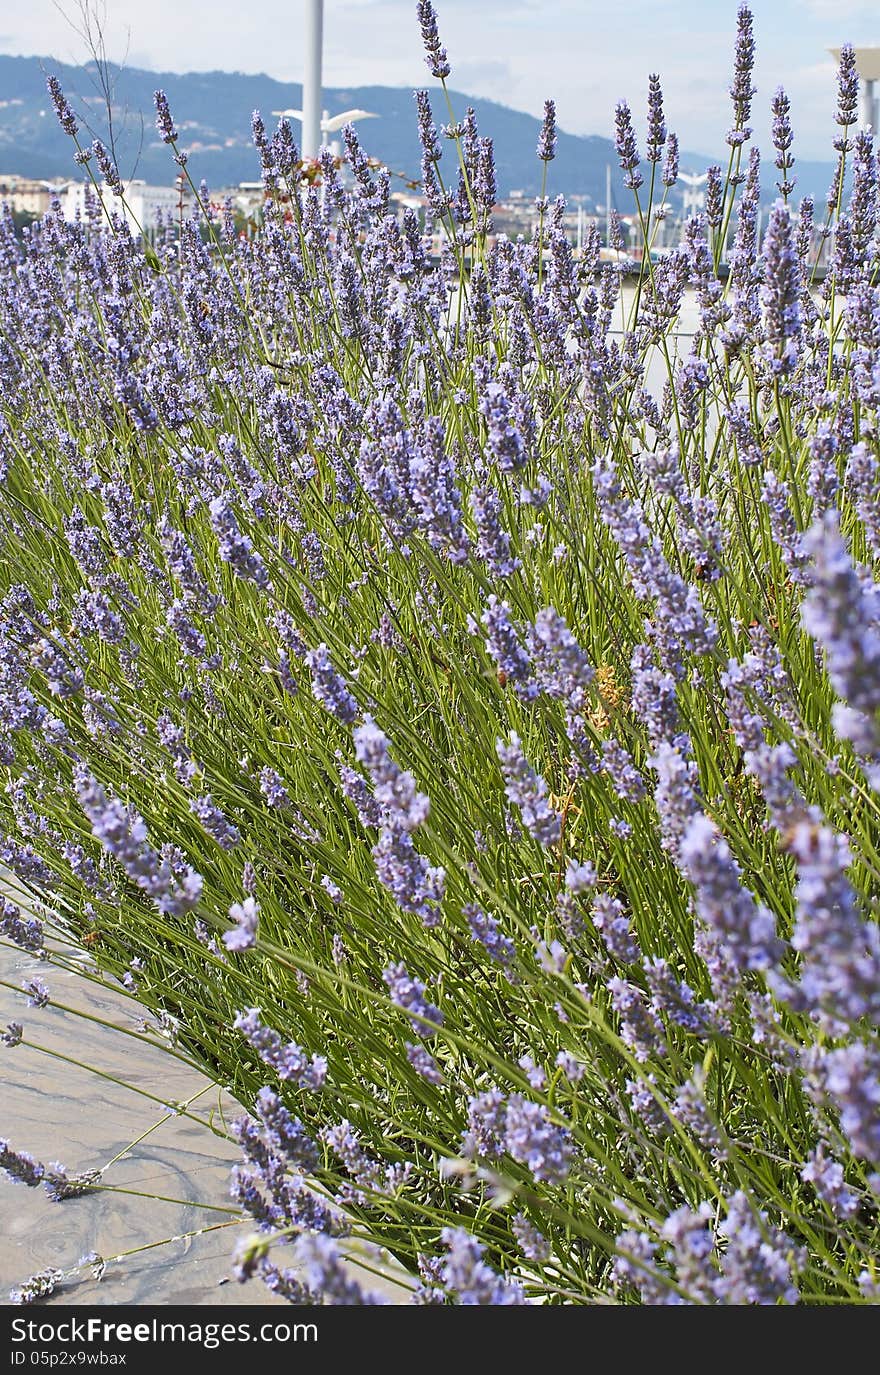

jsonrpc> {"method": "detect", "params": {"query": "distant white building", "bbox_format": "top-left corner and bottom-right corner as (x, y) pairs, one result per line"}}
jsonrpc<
(61, 179), (182, 234)
(0, 175), (61, 218)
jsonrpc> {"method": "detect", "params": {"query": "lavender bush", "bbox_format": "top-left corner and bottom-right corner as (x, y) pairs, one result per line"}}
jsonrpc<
(1, 3), (879, 1304)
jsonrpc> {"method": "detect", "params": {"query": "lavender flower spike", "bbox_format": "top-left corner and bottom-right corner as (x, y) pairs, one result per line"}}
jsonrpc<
(46, 75), (78, 138)
(1, 1141), (45, 1188)
(782, 822), (880, 1029)
(614, 100), (643, 191)
(728, 4), (756, 144)
(678, 812), (782, 984)
(761, 200), (802, 377)
(441, 1227), (525, 1305)
(496, 733), (562, 847)
(233, 1009), (327, 1090)
(154, 90), (178, 144)
(305, 644), (359, 725)
(800, 512), (880, 784)
(537, 100), (557, 162)
(417, 1), (451, 80)
(645, 74), (666, 163)
(383, 962), (444, 1037)
(353, 716), (430, 831)
(223, 896), (259, 952)
(208, 497), (270, 589)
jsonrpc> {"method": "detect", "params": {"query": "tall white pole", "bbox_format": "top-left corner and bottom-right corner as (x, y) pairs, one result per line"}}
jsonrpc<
(863, 77), (875, 130)
(302, 0), (324, 159)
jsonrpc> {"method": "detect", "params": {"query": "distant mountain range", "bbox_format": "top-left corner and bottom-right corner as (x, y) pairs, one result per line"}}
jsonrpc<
(0, 53), (839, 209)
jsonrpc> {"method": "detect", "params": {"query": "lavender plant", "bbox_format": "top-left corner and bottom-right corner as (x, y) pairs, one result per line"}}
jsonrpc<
(1, 3), (879, 1305)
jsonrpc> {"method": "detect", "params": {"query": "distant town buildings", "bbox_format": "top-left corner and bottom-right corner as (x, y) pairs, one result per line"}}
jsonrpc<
(0, 170), (835, 275)
(0, 174), (59, 218)
(60, 179), (183, 233)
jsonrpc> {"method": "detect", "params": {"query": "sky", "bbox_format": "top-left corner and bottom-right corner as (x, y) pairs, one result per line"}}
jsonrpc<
(2, 1), (880, 161)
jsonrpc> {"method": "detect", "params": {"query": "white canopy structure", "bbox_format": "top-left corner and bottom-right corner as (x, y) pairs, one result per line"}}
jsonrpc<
(274, 0), (378, 159)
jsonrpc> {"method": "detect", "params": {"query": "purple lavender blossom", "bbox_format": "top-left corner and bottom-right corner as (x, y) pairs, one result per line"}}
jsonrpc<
(678, 813), (782, 985)
(0, 899), (43, 953)
(337, 758), (383, 827)
(258, 767), (290, 809)
(537, 100), (557, 162)
(46, 75), (78, 138)
(354, 716), (430, 830)
(478, 379), (530, 473)
(223, 896), (259, 952)
(714, 1192), (804, 1304)
(728, 4), (756, 143)
(9, 1268), (63, 1306)
(482, 597), (537, 700)
(801, 513), (880, 781)
(22, 978), (49, 1009)
(496, 733), (562, 846)
(167, 600), (206, 658)
(440, 1227), (524, 1305)
(632, 653), (684, 758)
(42, 1164), (101, 1203)
(771, 87), (796, 196)
(409, 417), (470, 564)
(406, 1041), (444, 1085)
(846, 443), (880, 560)
(417, 0), (451, 80)
(614, 101), (643, 190)
(153, 90), (178, 144)
(645, 74), (666, 163)
(760, 470), (810, 585)
(415, 90), (441, 163)
(777, 823), (880, 1029)
(208, 497), (270, 589)
(503, 1094), (574, 1184)
(592, 893), (641, 964)
(800, 1148), (858, 1220)
(91, 140), (122, 195)
(761, 201), (802, 377)
(529, 608), (593, 708)
(565, 860), (596, 894)
(295, 1233), (384, 1305)
(470, 485), (520, 579)
(464, 902), (515, 970)
(76, 770), (203, 916)
(662, 132), (679, 187)
(383, 962), (443, 1036)
(512, 1212), (550, 1262)
(601, 738), (647, 803)
(808, 1041), (880, 1165)
(0, 1140), (44, 1188)
(253, 1087), (319, 1169)
(835, 43), (859, 132)
(321, 1119), (408, 1201)
(371, 828), (446, 925)
(305, 644), (359, 725)
(189, 794), (240, 851)
(463, 1088), (507, 1158)
(643, 956), (715, 1035)
(649, 740), (700, 857)
(673, 1071), (726, 1159)
(591, 460), (717, 670)
(608, 977), (666, 1061)
(233, 1008), (327, 1090)
(71, 590), (124, 645)
(627, 1075), (670, 1138)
